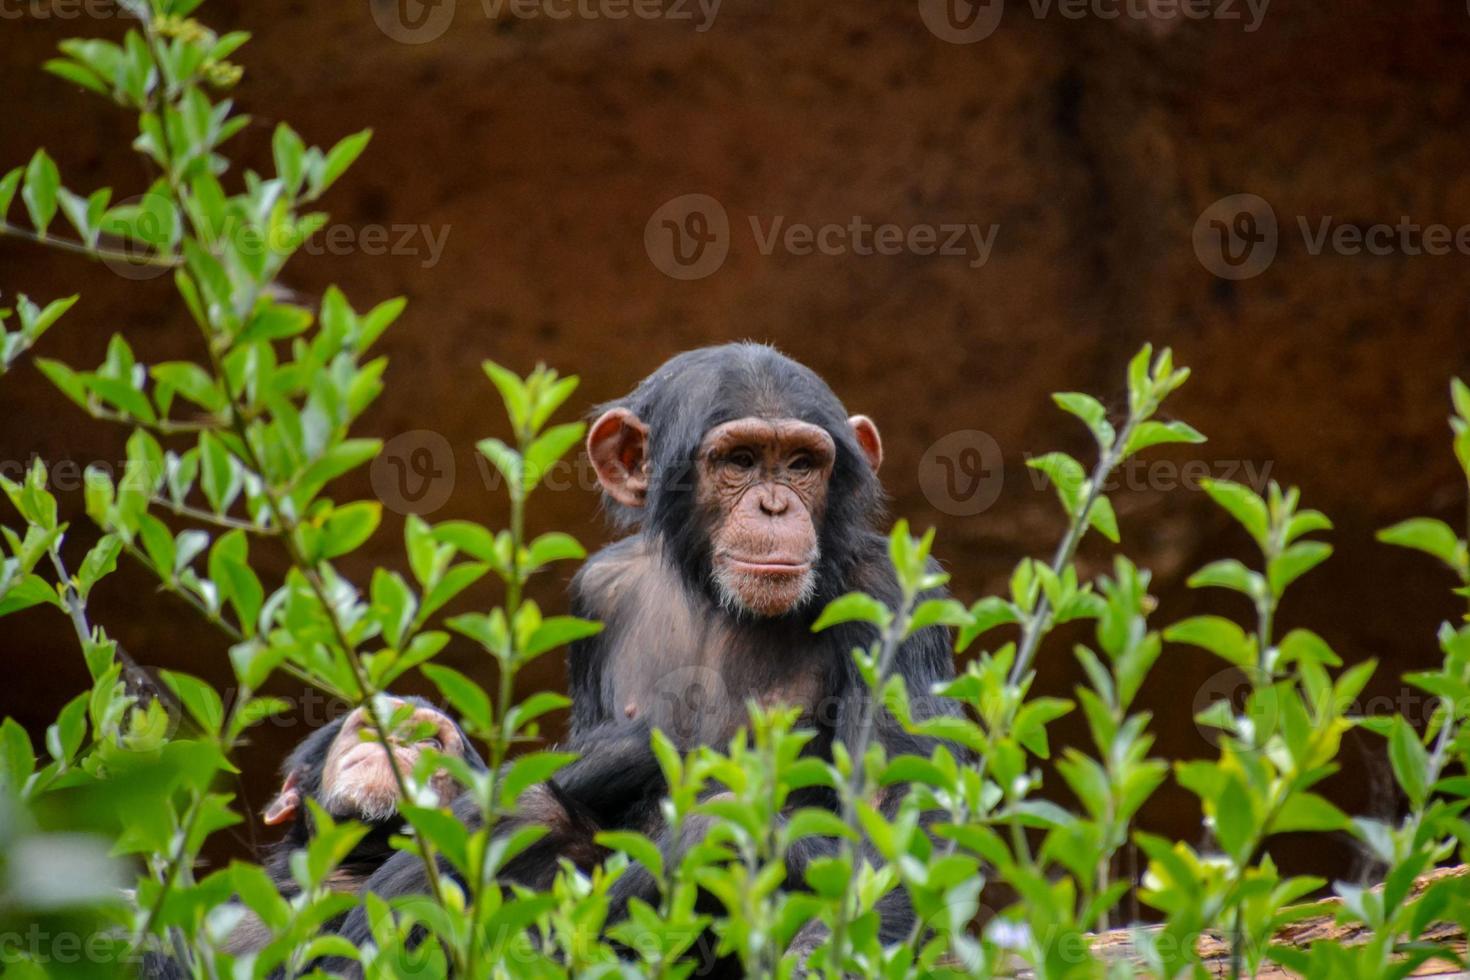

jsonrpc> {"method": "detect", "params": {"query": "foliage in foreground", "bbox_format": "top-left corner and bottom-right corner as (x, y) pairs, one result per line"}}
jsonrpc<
(1, 2), (1469, 978)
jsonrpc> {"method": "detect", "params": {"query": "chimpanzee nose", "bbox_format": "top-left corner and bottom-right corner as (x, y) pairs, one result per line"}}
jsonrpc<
(759, 489), (789, 516)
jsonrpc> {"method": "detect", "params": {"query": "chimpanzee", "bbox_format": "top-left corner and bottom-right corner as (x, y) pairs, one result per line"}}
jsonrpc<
(339, 343), (964, 967)
(141, 696), (484, 975)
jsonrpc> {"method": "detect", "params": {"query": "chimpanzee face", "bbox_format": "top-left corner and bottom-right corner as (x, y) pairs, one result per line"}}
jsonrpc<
(588, 406), (883, 618)
(264, 701), (470, 827)
(695, 418), (834, 616)
(320, 703), (466, 821)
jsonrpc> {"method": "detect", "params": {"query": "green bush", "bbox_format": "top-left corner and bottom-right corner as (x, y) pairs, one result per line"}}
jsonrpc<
(1, 3), (1468, 978)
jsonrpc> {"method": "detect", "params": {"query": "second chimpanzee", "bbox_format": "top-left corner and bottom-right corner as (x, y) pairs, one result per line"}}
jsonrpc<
(341, 343), (964, 965)
(143, 695), (484, 977)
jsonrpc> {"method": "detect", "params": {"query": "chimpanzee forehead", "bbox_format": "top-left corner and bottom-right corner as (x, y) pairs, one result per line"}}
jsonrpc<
(699, 418), (836, 459)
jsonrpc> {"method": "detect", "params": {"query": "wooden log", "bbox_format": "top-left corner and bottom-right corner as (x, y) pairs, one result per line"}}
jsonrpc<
(1084, 865), (1468, 978)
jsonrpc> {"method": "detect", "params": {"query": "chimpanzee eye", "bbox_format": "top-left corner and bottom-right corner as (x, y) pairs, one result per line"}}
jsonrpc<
(419, 736), (443, 751)
(726, 449), (757, 470)
(788, 453), (813, 472)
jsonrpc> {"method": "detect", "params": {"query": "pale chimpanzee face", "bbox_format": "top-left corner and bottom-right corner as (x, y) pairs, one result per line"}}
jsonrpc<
(318, 702), (467, 822)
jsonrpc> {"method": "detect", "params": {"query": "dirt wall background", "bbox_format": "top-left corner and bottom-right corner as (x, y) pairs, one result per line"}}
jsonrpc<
(2, 0), (1468, 876)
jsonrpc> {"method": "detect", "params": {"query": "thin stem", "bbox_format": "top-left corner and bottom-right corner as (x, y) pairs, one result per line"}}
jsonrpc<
(91, 406), (220, 434)
(1008, 413), (1139, 689)
(826, 598), (913, 978)
(903, 413), (1146, 952)
(191, 269), (461, 969)
(149, 495), (278, 535)
(468, 439), (527, 968)
(0, 222), (181, 269)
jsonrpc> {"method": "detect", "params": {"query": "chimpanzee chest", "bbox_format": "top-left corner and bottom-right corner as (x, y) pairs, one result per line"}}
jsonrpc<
(606, 618), (827, 751)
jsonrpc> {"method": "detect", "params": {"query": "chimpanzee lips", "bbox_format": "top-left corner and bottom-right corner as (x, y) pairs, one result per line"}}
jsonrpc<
(725, 557), (811, 575)
(338, 741), (417, 774)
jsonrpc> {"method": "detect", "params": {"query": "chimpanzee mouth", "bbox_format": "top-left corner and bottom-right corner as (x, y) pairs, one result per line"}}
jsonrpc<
(725, 558), (811, 575)
(339, 742), (415, 774)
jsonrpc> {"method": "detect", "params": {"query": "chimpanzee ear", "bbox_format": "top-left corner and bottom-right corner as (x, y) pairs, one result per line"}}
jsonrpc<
(263, 770), (302, 826)
(848, 415), (883, 474)
(588, 408), (650, 508)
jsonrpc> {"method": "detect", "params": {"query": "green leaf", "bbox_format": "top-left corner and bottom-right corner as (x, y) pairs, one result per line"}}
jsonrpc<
(239, 302), (312, 344)
(197, 431), (240, 514)
(45, 693), (88, 764)
(1267, 541), (1332, 596)
(298, 439), (382, 496)
(1273, 792), (1351, 834)
(525, 532), (585, 570)
(907, 598), (969, 635)
(320, 129), (372, 194)
(418, 562), (489, 624)
(272, 123), (307, 192)
(1388, 717), (1430, 809)
(16, 293), (78, 343)
(1214, 775), (1256, 863)
(1277, 629), (1342, 668)
(420, 664), (491, 733)
(1052, 392), (1114, 448)
(431, 520), (497, 563)
(161, 671), (225, 736)
(0, 718), (36, 790)
(21, 149), (60, 236)
(1164, 615), (1255, 667)
(477, 438), (522, 493)
(955, 596), (1020, 652)
(523, 422), (585, 492)
(595, 830), (665, 884)
(151, 361), (224, 413)
(1376, 518), (1463, 570)
(35, 357), (89, 410)
(0, 168), (21, 221)
(76, 534), (122, 600)
(1201, 479), (1269, 550)
(1187, 559), (1262, 597)
(44, 58), (107, 94)
(87, 375), (157, 424)
(1284, 509), (1333, 544)
(1087, 495), (1120, 544)
(1123, 419), (1206, 457)
(208, 530), (264, 636)
(523, 616), (603, 658)
(812, 592), (891, 632)
(500, 751), (576, 807)
(1026, 452), (1086, 514)
(482, 361), (531, 433)
(320, 502), (381, 559)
